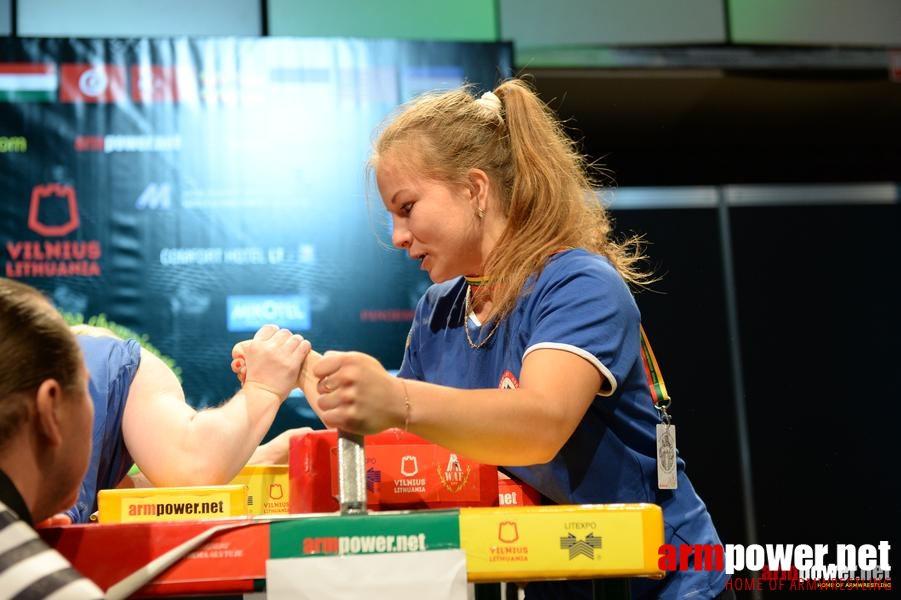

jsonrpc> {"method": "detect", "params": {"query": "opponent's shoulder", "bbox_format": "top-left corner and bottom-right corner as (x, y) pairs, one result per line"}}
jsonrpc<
(77, 334), (142, 391)
(77, 332), (141, 363)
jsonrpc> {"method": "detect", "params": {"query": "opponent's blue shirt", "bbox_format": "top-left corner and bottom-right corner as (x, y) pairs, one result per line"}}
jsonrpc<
(68, 336), (140, 523)
(399, 249), (727, 599)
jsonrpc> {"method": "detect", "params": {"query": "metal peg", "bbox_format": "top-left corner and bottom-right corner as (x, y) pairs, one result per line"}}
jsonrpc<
(337, 430), (367, 514)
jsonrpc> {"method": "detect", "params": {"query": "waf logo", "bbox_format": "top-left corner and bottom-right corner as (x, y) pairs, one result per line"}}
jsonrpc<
(4, 183), (102, 279)
(29, 183), (79, 236)
(437, 453), (472, 493)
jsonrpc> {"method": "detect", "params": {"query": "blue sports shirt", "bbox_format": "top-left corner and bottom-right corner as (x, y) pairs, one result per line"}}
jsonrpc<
(67, 335), (140, 523)
(398, 249), (727, 599)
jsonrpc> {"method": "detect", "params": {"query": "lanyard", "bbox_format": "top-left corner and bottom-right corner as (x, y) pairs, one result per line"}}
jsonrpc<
(639, 325), (672, 423)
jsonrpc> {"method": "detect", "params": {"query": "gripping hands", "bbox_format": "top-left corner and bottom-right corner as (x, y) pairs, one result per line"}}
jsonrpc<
(230, 324), (310, 401)
(232, 330), (405, 435)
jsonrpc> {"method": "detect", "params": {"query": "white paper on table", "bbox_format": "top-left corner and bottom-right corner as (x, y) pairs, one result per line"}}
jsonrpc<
(265, 549), (468, 600)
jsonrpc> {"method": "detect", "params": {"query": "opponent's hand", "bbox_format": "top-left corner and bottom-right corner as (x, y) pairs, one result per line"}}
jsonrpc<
(35, 513), (73, 528)
(237, 325), (310, 402)
(231, 340), (251, 384)
(248, 427), (314, 464)
(312, 351), (406, 435)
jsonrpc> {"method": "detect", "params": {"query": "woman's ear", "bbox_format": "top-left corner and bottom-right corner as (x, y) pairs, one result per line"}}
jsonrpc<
(467, 168), (490, 212)
(34, 379), (64, 447)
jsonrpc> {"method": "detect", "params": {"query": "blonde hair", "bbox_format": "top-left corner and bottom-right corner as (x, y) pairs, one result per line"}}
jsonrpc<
(371, 78), (652, 320)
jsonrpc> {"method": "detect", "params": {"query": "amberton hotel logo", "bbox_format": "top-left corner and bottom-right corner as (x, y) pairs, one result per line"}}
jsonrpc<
(4, 183), (102, 278)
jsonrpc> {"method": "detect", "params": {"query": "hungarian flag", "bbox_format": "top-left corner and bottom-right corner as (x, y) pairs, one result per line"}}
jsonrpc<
(0, 63), (57, 102)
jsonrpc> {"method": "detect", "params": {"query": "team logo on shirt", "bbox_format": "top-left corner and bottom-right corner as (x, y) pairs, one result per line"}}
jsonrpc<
(498, 370), (519, 390)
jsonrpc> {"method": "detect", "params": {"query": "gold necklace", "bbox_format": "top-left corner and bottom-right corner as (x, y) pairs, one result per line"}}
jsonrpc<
(464, 284), (501, 349)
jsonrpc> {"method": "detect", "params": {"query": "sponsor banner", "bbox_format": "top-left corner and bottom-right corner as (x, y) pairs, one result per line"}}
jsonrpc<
(4, 183), (103, 279)
(97, 485), (249, 523)
(328, 445), (489, 506)
(269, 510), (461, 559)
(0, 36), (511, 432)
(74, 134), (182, 153)
(288, 430), (498, 513)
(228, 465), (289, 516)
(226, 294), (311, 332)
(460, 504), (665, 582)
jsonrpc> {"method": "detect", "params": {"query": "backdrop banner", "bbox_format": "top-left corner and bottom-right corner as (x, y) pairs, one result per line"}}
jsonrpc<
(1, 36), (512, 432)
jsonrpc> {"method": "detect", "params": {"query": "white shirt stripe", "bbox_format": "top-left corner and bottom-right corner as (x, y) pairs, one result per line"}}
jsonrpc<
(0, 548), (72, 597)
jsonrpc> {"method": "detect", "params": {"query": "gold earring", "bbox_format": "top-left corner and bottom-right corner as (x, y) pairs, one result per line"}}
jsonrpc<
(477, 207), (485, 219)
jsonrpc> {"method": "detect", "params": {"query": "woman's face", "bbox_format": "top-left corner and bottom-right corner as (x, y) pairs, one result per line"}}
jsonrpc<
(377, 152), (484, 283)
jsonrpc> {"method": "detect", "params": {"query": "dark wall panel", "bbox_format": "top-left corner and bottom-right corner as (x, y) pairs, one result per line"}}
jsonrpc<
(731, 203), (900, 549)
(612, 207), (746, 548)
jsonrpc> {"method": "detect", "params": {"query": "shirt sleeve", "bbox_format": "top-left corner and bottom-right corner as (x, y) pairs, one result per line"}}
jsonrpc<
(523, 253), (641, 396)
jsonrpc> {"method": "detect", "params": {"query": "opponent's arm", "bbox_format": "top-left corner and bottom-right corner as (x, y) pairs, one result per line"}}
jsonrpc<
(123, 326), (308, 486)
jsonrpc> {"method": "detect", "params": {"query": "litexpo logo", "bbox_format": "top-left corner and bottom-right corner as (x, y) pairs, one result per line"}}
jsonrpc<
(658, 541), (892, 592)
(366, 467), (382, 493)
(561, 532), (603, 560)
(5, 184), (102, 278)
